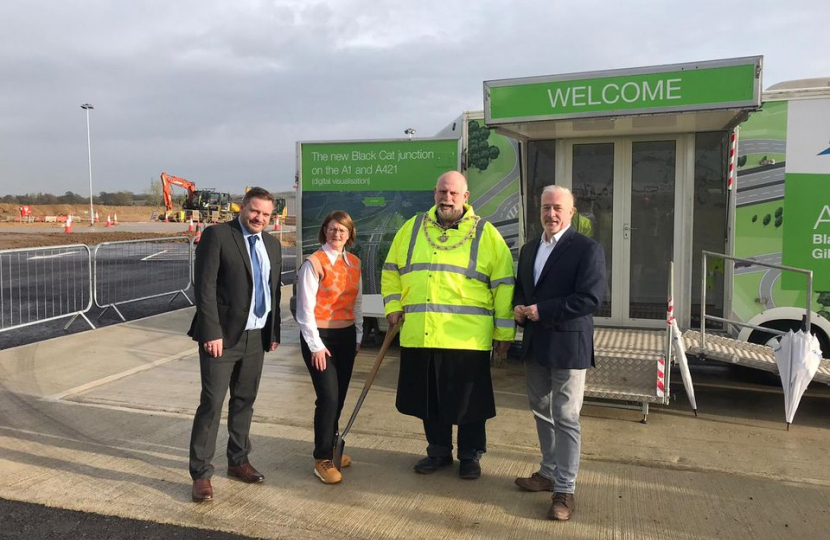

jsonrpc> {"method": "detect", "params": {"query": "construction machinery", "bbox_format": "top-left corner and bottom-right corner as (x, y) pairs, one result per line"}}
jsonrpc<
(159, 172), (240, 223)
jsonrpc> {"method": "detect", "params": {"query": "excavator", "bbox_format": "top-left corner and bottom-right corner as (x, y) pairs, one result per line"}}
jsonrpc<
(159, 172), (240, 222)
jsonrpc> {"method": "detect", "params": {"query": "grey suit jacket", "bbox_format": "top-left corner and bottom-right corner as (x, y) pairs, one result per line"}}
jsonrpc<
(188, 219), (281, 350)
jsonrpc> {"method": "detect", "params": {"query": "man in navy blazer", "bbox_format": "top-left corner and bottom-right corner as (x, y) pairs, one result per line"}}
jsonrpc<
(513, 185), (606, 521)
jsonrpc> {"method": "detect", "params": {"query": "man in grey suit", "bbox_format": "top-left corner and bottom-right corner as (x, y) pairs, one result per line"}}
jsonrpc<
(513, 185), (606, 521)
(188, 187), (281, 502)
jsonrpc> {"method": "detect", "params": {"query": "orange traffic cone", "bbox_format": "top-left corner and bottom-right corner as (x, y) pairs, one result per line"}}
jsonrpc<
(106, 214), (112, 227)
(273, 216), (281, 231)
(113, 212), (118, 225)
(188, 218), (194, 232)
(64, 215), (73, 234)
(94, 211), (99, 223)
(194, 222), (203, 243)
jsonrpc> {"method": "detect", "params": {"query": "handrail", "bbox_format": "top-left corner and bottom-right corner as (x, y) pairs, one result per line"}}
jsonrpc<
(700, 251), (813, 351)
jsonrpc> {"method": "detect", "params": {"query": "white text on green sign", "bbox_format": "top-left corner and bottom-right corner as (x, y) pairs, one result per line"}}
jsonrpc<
(301, 140), (458, 192)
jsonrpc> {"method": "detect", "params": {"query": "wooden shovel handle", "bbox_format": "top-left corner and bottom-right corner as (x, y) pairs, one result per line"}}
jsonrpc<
(361, 321), (402, 391)
(340, 321), (402, 439)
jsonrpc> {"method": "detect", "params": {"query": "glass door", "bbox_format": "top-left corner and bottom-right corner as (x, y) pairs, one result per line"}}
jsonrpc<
(562, 136), (685, 327)
(569, 142), (616, 320)
(625, 139), (679, 325)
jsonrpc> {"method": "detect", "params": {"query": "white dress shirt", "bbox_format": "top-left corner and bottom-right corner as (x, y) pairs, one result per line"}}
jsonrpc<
(239, 219), (272, 331)
(533, 225), (570, 286)
(296, 243), (363, 353)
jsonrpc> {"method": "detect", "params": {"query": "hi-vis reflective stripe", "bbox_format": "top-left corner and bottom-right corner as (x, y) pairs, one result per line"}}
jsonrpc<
(465, 219), (487, 279)
(403, 304), (494, 316)
(400, 262), (489, 284)
(490, 277), (515, 288)
(494, 318), (514, 328)
(405, 215), (426, 270)
(383, 263), (399, 271)
(384, 294), (401, 304)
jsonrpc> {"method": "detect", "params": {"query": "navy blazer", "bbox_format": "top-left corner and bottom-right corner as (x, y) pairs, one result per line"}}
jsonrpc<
(513, 227), (606, 369)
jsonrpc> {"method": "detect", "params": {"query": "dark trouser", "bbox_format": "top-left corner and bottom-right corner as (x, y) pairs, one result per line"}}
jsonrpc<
(189, 329), (264, 480)
(300, 325), (357, 460)
(423, 354), (486, 461)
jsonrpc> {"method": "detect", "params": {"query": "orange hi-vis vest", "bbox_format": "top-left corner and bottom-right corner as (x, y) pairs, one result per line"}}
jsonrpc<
(307, 249), (361, 322)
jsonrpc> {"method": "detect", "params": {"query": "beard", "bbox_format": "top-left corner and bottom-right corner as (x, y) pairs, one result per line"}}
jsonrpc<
(437, 204), (462, 223)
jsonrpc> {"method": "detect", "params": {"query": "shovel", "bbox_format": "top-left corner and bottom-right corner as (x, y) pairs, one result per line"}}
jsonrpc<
(332, 320), (402, 470)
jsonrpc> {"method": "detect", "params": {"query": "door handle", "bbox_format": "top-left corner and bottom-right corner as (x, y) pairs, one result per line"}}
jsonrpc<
(623, 223), (637, 239)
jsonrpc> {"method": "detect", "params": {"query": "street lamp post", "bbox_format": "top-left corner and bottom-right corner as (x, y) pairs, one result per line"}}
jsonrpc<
(81, 103), (94, 226)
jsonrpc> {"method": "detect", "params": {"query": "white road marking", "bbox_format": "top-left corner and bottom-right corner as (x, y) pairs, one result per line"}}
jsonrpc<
(141, 250), (170, 261)
(42, 347), (197, 401)
(27, 252), (77, 261)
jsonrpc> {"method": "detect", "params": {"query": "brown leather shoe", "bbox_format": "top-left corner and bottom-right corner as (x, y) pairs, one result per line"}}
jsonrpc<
(548, 492), (575, 521)
(227, 462), (265, 483)
(515, 472), (554, 492)
(192, 479), (213, 502)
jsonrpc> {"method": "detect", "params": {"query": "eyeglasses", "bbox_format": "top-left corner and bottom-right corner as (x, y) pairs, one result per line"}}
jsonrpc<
(326, 227), (349, 236)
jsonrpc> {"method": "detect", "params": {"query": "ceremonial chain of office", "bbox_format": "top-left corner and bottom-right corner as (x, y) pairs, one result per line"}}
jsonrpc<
(422, 213), (480, 251)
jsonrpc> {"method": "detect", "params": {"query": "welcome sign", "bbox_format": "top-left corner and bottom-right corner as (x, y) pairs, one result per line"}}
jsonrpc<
(485, 56), (761, 124)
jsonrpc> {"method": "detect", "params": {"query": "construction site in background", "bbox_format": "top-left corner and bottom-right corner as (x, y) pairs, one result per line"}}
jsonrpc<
(158, 172), (288, 224)
(157, 172), (240, 223)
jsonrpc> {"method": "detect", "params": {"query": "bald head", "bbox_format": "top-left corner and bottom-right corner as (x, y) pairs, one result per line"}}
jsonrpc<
(434, 171), (470, 223)
(436, 171), (468, 192)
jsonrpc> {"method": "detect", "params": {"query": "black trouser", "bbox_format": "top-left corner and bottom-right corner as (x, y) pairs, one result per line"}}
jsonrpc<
(300, 325), (357, 460)
(189, 329), (264, 480)
(423, 355), (487, 461)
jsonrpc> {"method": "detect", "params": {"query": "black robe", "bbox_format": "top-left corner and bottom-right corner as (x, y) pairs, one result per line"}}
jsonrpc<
(396, 347), (495, 424)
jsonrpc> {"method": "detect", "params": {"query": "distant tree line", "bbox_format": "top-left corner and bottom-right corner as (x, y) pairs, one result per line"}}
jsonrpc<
(1, 190), (161, 206)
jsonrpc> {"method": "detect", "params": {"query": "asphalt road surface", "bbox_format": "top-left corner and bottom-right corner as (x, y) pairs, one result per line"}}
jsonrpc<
(0, 243), (296, 350)
(0, 497), (260, 540)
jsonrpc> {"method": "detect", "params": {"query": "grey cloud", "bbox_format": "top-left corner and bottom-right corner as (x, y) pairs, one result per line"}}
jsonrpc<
(1, 0), (828, 194)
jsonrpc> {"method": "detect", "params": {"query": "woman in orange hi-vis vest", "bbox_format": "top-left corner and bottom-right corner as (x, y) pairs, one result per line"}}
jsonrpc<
(296, 210), (362, 484)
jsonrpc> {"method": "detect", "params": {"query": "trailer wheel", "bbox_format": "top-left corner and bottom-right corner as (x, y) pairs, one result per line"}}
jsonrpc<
(747, 319), (830, 359)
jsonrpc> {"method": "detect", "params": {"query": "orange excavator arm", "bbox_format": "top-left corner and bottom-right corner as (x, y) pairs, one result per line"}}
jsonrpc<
(160, 172), (197, 211)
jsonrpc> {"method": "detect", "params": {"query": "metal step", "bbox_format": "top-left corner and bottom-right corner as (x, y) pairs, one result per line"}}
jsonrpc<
(682, 330), (830, 385)
(589, 329), (668, 405)
(595, 328), (665, 353)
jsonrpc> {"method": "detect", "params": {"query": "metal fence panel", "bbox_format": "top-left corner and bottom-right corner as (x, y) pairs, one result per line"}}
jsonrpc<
(94, 237), (193, 320)
(0, 244), (94, 333)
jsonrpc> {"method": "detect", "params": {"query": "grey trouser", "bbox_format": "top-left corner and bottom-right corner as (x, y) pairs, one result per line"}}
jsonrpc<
(524, 361), (586, 493)
(189, 329), (264, 480)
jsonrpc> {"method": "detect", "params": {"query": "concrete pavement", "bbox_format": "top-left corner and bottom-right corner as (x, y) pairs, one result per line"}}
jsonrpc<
(1, 288), (830, 539)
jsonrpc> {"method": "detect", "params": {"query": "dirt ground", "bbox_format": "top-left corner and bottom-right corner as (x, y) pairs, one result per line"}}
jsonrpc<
(0, 231), (194, 251)
(0, 204), (296, 250)
(1, 203), (159, 223)
(0, 230), (296, 251)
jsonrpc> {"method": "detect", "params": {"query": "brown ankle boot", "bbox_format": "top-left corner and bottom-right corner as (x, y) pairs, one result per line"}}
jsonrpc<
(314, 459), (343, 484)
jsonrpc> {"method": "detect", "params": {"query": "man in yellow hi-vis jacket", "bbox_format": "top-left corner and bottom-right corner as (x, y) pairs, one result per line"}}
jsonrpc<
(382, 171), (515, 480)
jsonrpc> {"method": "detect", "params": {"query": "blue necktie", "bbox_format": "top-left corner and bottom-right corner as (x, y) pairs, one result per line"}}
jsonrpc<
(248, 235), (266, 318)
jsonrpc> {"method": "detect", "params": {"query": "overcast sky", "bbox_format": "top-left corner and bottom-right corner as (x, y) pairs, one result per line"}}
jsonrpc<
(0, 0), (827, 196)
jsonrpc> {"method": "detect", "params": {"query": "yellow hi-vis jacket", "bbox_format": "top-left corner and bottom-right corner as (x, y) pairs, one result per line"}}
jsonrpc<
(381, 205), (516, 350)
